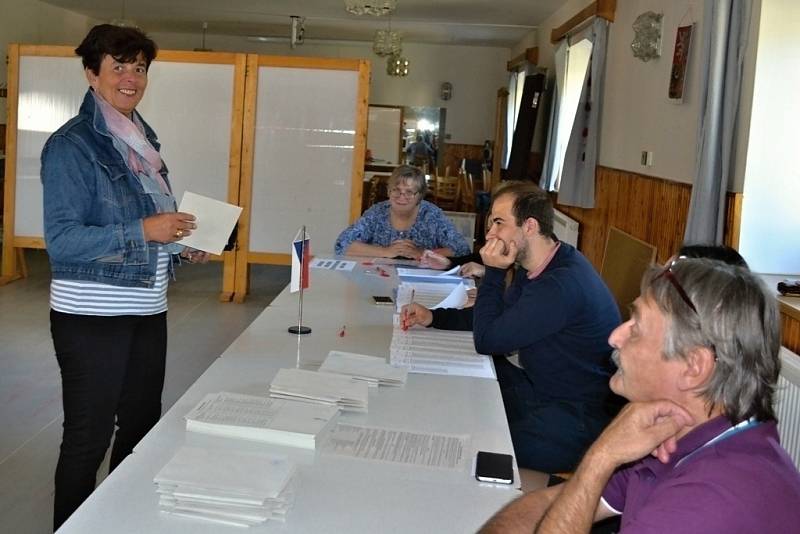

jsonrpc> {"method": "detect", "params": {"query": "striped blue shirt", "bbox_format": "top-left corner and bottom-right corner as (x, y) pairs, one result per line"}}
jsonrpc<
(50, 251), (170, 316)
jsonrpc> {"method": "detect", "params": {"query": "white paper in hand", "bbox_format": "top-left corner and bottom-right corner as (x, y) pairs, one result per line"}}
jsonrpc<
(177, 191), (243, 255)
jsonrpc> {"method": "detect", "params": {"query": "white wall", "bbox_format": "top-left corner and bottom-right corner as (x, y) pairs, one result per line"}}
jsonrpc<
(0, 0), (94, 124)
(599, 0), (704, 184)
(738, 0), (800, 274)
(147, 31), (510, 145)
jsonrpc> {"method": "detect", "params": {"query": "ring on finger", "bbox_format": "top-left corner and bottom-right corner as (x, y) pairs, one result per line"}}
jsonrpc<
(175, 229), (184, 238)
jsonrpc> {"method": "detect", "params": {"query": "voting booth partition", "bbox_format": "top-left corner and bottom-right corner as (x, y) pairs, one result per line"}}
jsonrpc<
(1, 45), (369, 302)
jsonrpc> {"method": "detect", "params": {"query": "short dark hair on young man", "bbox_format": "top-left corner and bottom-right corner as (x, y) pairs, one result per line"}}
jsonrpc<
(493, 181), (557, 240)
(75, 24), (158, 75)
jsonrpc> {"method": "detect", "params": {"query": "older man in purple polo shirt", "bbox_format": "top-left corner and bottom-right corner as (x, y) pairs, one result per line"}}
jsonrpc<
(480, 258), (800, 533)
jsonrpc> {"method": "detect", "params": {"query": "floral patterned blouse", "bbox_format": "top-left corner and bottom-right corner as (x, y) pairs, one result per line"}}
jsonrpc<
(334, 200), (470, 256)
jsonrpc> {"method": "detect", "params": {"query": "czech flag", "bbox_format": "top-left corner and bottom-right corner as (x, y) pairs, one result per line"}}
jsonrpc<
(290, 228), (310, 293)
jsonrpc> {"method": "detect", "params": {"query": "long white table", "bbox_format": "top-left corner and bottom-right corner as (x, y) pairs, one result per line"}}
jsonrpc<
(58, 260), (545, 533)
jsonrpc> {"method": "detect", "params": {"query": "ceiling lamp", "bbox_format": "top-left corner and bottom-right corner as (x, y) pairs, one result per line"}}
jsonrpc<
(344, 0), (397, 16)
(110, 0), (138, 28)
(387, 54), (409, 77)
(373, 29), (402, 56)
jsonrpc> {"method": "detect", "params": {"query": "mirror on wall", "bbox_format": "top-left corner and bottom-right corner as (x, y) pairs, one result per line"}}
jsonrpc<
(402, 106), (446, 172)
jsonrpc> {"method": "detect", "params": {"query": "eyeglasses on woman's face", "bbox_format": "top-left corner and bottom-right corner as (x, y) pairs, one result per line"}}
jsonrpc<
(389, 187), (419, 199)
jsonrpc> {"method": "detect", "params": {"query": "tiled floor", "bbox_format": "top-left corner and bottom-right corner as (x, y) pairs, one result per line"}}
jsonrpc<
(0, 250), (288, 533)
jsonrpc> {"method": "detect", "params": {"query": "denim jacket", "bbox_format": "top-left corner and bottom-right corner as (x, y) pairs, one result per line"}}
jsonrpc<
(41, 89), (172, 288)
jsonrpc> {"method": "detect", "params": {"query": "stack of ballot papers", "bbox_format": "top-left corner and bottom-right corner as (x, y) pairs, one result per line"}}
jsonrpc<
(395, 281), (473, 311)
(269, 368), (369, 412)
(390, 315), (496, 379)
(155, 445), (296, 527)
(319, 351), (408, 387)
(185, 391), (338, 450)
(396, 266), (464, 283)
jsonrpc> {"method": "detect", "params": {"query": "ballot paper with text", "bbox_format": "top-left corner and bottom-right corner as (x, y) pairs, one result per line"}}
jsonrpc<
(390, 315), (495, 379)
(321, 423), (468, 470)
(184, 392), (338, 450)
(319, 351), (407, 387)
(269, 368), (369, 412)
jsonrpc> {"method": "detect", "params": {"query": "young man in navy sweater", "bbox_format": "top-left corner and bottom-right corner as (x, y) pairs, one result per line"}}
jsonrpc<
(403, 183), (620, 472)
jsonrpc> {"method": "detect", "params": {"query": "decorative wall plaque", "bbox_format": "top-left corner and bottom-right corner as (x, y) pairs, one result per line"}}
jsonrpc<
(631, 11), (663, 62)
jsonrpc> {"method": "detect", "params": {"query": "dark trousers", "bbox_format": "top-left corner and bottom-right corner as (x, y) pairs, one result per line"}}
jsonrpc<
(51, 310), (167, 530)
(493, 356), (610, 474)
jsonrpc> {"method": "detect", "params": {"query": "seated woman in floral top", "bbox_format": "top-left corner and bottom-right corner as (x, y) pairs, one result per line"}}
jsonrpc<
(335, 165), (470, 259)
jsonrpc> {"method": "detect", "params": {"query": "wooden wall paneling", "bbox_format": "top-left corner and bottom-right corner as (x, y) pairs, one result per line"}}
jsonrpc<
(442, 143), (483, 178)
(781, 305), (800, 355)
(723, 192), (742, 249)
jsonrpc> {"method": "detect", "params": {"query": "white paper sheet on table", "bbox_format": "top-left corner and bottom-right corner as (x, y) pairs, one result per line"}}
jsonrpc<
(319, 351), (407, 387)
(310, 258), (356, 271)
(321, 423), (468, 470)
(269, 368), (369, 411)
(177, 191), (242, 255)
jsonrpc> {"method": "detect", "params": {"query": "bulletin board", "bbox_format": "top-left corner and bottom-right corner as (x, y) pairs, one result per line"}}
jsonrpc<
(233, 54), (370, 301)
(1, 45), (246, 300)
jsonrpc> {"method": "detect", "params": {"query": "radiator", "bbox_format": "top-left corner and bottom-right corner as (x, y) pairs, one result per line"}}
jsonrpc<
(553, 209), (579, 247)
(776, 347), (800, 469)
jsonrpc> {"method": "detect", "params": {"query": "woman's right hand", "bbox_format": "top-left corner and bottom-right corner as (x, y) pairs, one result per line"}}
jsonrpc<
(386, 240), (422, 259)
(419, 249), (452, 270)
(143, 212), (196, 243)
(460, 262), (485, 278)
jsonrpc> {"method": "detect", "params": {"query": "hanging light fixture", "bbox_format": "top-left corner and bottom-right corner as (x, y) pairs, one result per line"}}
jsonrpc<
(372, 15), (401, 57)
(110, 0), (138, 28)
(344, 0), (397, 16)
(387, 54), (409, 77)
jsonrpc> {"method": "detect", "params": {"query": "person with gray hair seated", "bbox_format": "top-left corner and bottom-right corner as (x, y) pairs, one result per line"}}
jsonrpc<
(335, 165), (469, 259)
(480, 257), (800, 533)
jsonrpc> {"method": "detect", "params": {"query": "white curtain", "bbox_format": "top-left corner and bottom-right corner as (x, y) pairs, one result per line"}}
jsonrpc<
(684, 0), (752, 243)
(539, 40), (568, 190)
(557, 18), (609, 208)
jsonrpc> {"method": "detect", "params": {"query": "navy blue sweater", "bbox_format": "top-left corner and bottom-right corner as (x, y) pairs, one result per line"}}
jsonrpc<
(473, 244), (620, 403)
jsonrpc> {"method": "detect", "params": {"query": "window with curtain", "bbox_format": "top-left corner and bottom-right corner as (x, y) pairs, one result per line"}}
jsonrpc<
(543, 38), (593, 191)
(503, 70), (527, 168)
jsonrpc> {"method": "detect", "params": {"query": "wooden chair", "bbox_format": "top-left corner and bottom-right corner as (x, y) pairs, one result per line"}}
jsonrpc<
(365, 174), (391, 210)
(433, 174), (459, 211)
(600, 227), (657, 321)
(458, 172), (475, 212)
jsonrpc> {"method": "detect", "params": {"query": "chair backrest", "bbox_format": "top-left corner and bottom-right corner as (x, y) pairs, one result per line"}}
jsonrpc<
(366, 174), (391, 209)
(434, 175), (460, 210)
(459, 173), (475, 212)
(444, 210), (477, 248)
(600, 227), (657, 320)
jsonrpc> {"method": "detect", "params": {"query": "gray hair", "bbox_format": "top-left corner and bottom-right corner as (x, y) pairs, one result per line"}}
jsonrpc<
(642, 258), (781, 422)
(389, 165), (427, 198)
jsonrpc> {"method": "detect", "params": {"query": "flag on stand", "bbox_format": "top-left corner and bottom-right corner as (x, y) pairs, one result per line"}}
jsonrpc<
(290, 228), (311, 293)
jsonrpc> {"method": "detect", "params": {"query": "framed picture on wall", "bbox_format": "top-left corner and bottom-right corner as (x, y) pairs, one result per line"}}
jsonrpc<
(668, 24), (694, 103)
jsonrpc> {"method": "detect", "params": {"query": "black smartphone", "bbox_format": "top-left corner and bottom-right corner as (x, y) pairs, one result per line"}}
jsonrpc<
(475, 451), (514, 484)
(372, 295), (394, 305)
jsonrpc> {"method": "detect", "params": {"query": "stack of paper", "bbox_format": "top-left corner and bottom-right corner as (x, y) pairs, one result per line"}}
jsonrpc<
(319, 351), (408, 387)
(390, 315), (496, 379)
(269, 368), (369, 412)
(185, 391), (338, 450)
(396, 266), (464, 283)
(155, 445), (296, 527)
(395, 281), (473, 311)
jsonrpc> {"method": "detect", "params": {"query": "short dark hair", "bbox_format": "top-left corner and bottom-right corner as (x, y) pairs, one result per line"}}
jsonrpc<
(678, 244), (749, 269)
(75, 24), (158, 75)
(492, 181), (556, 240)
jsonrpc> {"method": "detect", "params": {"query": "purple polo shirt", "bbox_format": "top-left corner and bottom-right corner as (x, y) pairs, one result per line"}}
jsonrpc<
(601, 416), (800, 533)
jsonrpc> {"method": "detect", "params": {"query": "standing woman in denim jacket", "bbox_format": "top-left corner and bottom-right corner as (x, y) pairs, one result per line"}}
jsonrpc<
(41, 24), (207, 529)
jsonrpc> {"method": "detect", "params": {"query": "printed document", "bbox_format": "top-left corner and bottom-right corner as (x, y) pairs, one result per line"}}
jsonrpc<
(321, 423), (468, 470)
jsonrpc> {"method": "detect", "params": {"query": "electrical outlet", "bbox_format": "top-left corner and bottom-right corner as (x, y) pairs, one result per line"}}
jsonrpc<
(640, 150), (654, 167)
(646, 151), (654, 166)
(641, 150), (648, 166)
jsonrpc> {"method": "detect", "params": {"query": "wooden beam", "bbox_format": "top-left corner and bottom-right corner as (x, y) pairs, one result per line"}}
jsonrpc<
(506, 47), (539, 71)
(551, 0), (616, 43)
